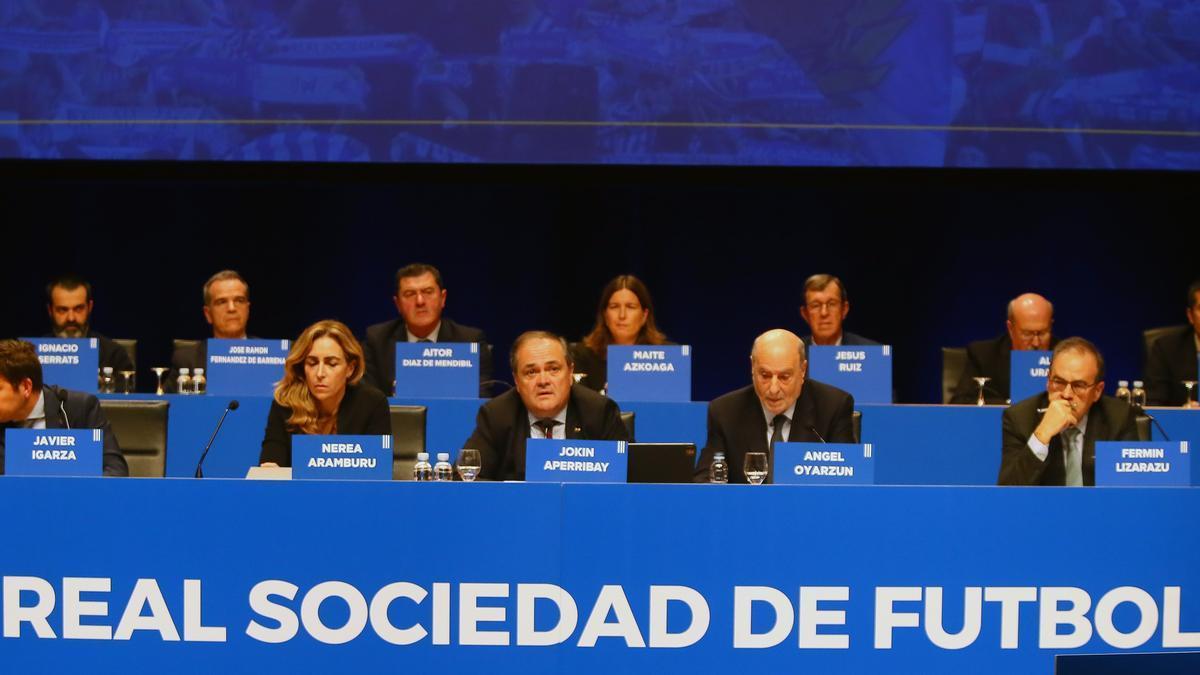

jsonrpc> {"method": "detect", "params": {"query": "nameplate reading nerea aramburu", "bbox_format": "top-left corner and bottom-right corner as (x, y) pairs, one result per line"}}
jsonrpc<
(20, 338), (99, 393)
(394, 342), (480, 398)
(1009, 350), (1053, 403)
(525, 439), (628, 483)
(3, 429), (103, 477)
(772, 442), (875, 485)
(1095, 441), (1191, 487)
(206, 339), (290, 396)
(605, 345), (691, 402)
(807, 346), (892, 404)
(291, 435), (392, 480)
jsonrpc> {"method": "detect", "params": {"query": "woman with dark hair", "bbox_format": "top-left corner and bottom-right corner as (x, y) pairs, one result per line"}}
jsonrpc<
(572, 274), (670, 392)
(260, 319), (391, 467)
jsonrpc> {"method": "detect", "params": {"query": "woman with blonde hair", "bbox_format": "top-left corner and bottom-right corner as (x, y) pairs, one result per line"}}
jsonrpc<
(260, 319), (390, 467)
(572, 274), (671, 392)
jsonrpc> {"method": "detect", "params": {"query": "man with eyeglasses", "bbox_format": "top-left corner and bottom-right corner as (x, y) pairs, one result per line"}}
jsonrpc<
(951, 293), (1057, 404)
(999, 337), (1138, 486)
(169, 270), (254, 392)
(362, 263), (493, 396)
(798, 274), (879, 349)
(462, 331), (628, 480)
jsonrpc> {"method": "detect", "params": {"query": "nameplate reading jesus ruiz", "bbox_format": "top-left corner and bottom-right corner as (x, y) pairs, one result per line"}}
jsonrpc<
(291, 435), (392, 480)
(394, 342), (480, 398)
(3, 429), (103, 477)
(206, 339), (290, 396)
(21, 338), (99, 393)
(1009, 350), (1053, 402)
(807, 346), (892, 404)
(525, 439), (628, 483)
(772, 442), (875, 485)
(1095, 441), (1191, 487)
(606, 345), (691, 402)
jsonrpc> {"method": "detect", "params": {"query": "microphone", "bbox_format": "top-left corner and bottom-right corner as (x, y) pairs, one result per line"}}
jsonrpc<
(1133, 403), (1171, 441)
(808, 425), (827, 443)
(195, 400), (239, 478)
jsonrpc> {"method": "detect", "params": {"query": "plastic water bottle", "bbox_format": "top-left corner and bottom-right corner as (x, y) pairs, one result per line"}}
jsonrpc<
(433, 452), (454, 481)
(100, 367), (115, 393)
(1131, 381), (1147, 408)
(709, 452), (729, 484)
(412, 452), (434, 481)
(177, 368), (192, 395)
(193, 368), (207, 395)
(1114, 380), (1131, 405)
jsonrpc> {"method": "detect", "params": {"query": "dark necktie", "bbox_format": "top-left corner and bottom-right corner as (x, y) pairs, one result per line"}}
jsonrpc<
(768, 414), (787, 483)
(533, 419), (559, 439)
(418, 338), (432, 343)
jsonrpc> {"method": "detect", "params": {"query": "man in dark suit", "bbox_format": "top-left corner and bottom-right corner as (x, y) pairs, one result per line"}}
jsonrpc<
(463, 331), (628, 481)
(798, 274), (879, 348)
(44, 275), (133, 374)
(169, 270), (254, 392)
(363, 263), (493, 396)
(951, 292), (1056, 404)
(0, 340), (128, 476)
(1145, 281), (1200, 407)
(999, 337), (1138, 486)
(694, 329), (855, 483)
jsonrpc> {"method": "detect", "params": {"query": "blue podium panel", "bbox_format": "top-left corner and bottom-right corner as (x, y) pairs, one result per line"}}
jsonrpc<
(614, 400), (707, 449)
(860, 404), (1002, 486)
(161, 395), (275, 478)
(3, 479), (1196, 673)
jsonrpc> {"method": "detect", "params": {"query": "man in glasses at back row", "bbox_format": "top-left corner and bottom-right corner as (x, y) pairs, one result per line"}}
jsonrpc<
(998, 337), (1139, 486)
(951, 292), (1058, 404)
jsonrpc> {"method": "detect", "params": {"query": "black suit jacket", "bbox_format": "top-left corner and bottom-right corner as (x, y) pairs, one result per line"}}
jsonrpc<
(694, 380), (856, 483)
(363, 317), (493, 396)
(463, 384), (630, 481)
(950, 334), (1060, 405)
(1145, 325), (1199, 406)
(43, 330), (133, 374)
(0, 385), (128, 476)
(999, 392), (1139, 486)
(259, 383), (392, 467)
(801, 331), (880, 348)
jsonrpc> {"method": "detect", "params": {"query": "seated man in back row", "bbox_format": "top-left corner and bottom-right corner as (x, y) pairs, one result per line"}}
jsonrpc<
(951, 292), (1057, 404)
(170, 270), (254, 392)
(999, 337), (1138, 486)
(694, 329), (855, 483)
(463, 331), (629, 481)
(363, 263), (493, 396)
(0, 340), (128, 476)
(798, 274), (879, 348)
(44, 274), (134, 374)
(1144, 280), (1200, 407)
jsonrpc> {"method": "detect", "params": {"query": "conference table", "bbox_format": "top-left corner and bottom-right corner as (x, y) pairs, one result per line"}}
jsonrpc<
(96, 393), (1200, 485)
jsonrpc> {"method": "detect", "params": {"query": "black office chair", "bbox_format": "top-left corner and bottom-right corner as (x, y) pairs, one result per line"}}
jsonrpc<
(113, 338), (138, 372)
(99, 399), (168, 477)
(172, 338), (201, 354)
(941, 347), (968, 404)
(1135, 414), (1152, 442)
(852, 410), (862, 444)
(1141, 326), (1178, 368)
(620, 411), (635, 441)
(389, 405), (427, 480)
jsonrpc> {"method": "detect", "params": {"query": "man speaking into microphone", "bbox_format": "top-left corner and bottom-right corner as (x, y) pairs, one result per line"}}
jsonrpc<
(999, 337), (1139, 486)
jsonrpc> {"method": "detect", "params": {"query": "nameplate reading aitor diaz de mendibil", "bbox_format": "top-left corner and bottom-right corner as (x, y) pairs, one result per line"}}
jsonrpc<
(1095, 441), (1192, 487)
(1009, 350), (1053, 402)
(291, 435), (392, 480)
(807, 345), (892, 404)
(394, 342), (480, 398)
(206, 339), (290, 396)
(20, 338), (99, 393)
(3, 428), (103, 477)
(605, 345), (691, 402)
(772, 442), (875, 486)
(525, 439), (628, 483)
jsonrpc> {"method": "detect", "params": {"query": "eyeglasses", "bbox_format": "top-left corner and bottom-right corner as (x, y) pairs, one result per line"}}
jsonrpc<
(805, 300), (842, 313)
(1017, 329), (1051, 342)
(1048, 376), (1098, 396)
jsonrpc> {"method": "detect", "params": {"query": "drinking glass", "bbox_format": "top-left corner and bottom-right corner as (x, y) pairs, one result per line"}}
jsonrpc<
(120, 370), (136, 394)
(743, 452), (768, 485)
(973, 377), (991, 406)
(457, 449), (482, 482)
(1183, 380), (1198, 408)
(152, 367), (168, 395)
